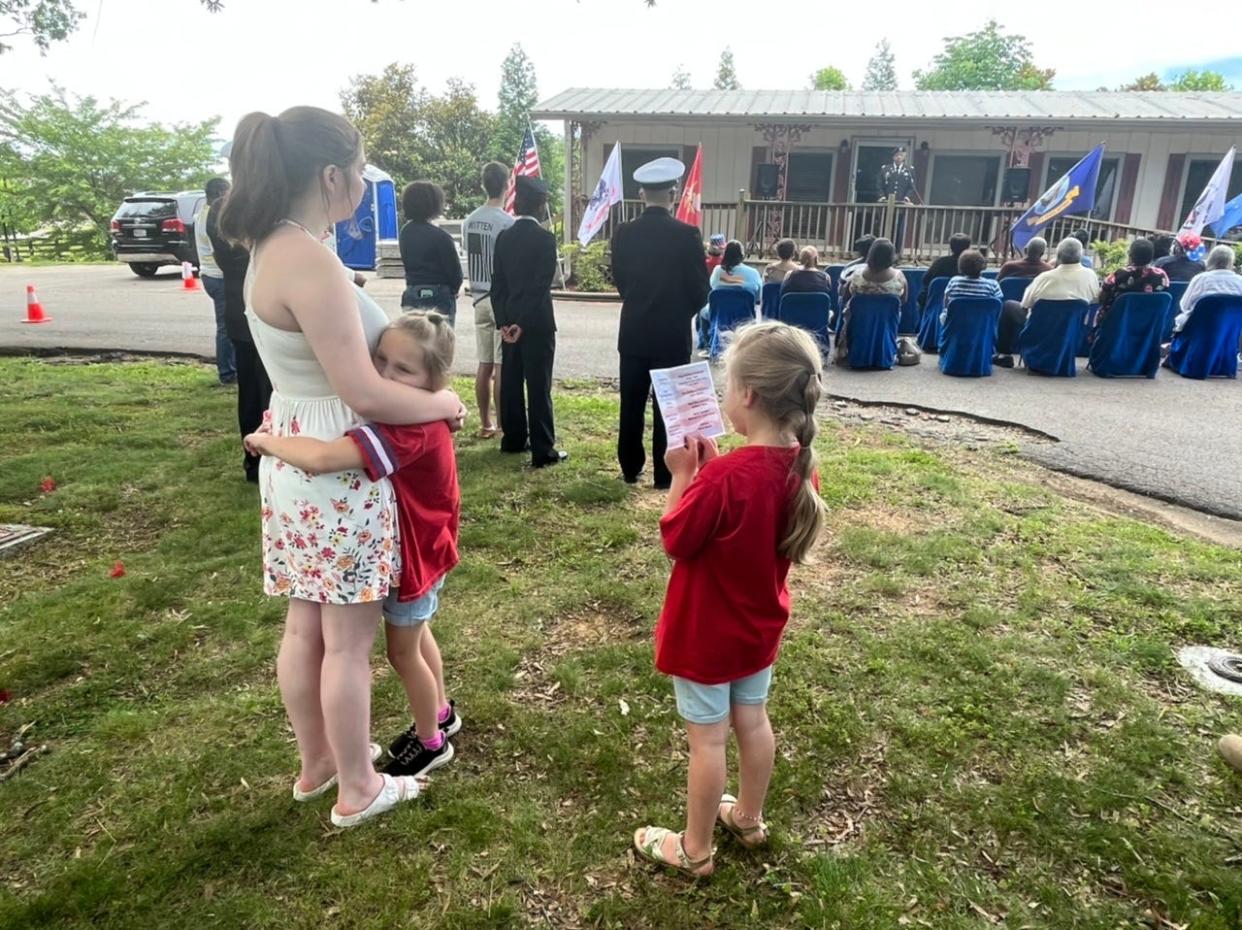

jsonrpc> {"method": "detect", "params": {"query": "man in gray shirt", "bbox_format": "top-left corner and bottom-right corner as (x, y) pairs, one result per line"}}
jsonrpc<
(463, 162), (515, 438)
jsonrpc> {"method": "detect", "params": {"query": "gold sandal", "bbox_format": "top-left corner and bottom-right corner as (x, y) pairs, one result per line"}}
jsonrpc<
(632, 826), (714, 878)
(717, 794), (769, 848)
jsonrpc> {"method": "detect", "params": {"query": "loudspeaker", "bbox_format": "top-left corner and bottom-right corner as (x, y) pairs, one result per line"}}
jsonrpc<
(1002, 167), (1031, 203)
(756, 163), (780, 198)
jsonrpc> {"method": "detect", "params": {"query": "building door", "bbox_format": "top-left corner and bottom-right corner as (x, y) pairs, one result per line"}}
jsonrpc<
(852, 141), (911, 203)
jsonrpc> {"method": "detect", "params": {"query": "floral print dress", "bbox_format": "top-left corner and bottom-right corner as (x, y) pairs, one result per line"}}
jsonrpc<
(245, 277), (399, 605)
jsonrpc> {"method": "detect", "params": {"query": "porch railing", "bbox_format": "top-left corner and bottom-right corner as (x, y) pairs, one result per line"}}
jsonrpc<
(586, 193), (1233, 265)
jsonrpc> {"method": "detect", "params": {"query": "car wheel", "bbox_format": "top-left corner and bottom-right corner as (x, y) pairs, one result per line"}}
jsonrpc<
(129, 263), (159, 278)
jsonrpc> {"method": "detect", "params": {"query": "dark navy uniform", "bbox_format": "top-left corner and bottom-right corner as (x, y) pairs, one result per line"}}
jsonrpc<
(610, 198), (709, 487)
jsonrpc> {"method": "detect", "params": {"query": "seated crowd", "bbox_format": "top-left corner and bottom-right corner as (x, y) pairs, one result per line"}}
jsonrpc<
(701, 225), (1241, 373)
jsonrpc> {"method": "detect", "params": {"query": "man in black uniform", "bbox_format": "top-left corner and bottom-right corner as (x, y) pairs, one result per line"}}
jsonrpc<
(491, 176), (567, 468)
(880, 146), (916, 255)
(610, 157), (710, 489)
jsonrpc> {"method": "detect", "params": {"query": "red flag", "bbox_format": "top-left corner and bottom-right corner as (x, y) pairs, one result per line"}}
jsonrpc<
(675, 144), (703, 227)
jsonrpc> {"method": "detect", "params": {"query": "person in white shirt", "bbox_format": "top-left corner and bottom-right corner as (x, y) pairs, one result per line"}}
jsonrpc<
(1020, 237), (1102, 310)
(194, 178), (235, 384)
(462, 162), (515, 438)
(1172, 245), (1242, 333)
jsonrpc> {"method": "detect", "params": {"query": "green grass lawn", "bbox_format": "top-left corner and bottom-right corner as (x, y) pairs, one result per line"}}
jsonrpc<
(2, 357), (1242, 929)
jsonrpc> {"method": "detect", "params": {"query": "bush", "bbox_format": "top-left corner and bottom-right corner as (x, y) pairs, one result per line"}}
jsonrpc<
(563, 241), (614, 292)
(1091, 239), (1130, 276)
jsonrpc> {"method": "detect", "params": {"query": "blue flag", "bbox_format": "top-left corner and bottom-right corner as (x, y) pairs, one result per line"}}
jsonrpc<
(1215, 191), (1242, 238)
(1012, 144), (1105, 251)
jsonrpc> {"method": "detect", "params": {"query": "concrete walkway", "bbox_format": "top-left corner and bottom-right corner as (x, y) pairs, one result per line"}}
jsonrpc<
(3, 263), (1240, 517)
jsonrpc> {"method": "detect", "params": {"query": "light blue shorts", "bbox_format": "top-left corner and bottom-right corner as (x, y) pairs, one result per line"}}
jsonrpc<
(672, 666), (773, 725)
(383, 575), (445, 627)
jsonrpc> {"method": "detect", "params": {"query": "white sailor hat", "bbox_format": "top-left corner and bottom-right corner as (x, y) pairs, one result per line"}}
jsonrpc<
(633, 157), (685, 190)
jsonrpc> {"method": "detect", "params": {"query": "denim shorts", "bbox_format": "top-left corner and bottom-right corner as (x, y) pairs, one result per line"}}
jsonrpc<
(672, 666), (773, 725)
(383, 575), (446, 627)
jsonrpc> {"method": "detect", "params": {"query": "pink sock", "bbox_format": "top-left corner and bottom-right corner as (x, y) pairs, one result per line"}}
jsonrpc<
(422, 729), (444, 751)
(437, 703), (452, 724)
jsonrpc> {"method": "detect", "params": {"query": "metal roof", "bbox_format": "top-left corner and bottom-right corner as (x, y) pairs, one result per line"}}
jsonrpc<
(533, 88), (1242, 124)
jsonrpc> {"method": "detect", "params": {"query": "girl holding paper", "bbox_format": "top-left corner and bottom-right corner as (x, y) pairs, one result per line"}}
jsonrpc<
(633, 321), (826, 878)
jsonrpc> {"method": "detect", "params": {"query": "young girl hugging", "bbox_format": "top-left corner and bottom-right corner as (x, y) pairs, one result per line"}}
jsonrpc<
(247, 313), (463, 780)
(633, 321), (826, 878)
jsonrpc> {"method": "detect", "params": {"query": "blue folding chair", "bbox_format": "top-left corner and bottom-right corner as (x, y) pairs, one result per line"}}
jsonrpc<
(1018, 299), (1088, 377)
(1088, 291), (1172, 378)
(982, 269), (999, 280)
(917, 277), (950, 353)
(900, 268), (925, 334)
(708, 289), (757, 359)
(938, 296), (1003, 377)
(1076, 304), (1099, 357)
(760, 282), (782, 321)
(999, 277), (1034, 304)
(1162, 280), (1190, 342)
(779, 291), (832, 354)
(1166, 295), (1242, 379)
(844, 294), (901, 370)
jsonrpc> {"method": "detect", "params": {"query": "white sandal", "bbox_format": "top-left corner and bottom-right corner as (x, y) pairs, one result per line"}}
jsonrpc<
(331, 773), (428, 828)
(292, 742), (382, 802)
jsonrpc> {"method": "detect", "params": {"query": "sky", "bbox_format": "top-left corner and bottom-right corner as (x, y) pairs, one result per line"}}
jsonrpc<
(3, 0), (1241, 145)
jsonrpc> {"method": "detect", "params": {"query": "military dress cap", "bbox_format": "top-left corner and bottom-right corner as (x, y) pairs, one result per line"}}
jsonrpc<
(892, 146), (907, 155)
(515, 175), (549, 196)
(633, 157), (685, 190)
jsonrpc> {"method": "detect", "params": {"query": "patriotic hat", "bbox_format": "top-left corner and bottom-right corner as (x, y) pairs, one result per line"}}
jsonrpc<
(634, 157), (684, 191)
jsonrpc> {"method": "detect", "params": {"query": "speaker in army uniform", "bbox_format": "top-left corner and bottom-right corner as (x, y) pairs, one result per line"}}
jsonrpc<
(1002, 167), (1031, 203)
(756, 163), (780, 198)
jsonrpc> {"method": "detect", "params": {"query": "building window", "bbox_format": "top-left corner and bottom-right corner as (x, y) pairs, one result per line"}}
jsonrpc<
(619, 146), (681, 200)
(785, 152), (834, 202)
(1045, 156), (1120, 221)
(1179, 157), (1242, 235)
(930, 155), (1000, 206)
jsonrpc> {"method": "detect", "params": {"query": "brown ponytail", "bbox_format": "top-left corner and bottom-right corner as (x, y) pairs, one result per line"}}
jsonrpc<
(218, 106), (362, 247)
(723, 321), (826, 563)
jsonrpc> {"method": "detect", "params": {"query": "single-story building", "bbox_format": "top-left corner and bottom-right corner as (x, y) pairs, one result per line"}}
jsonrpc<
(534, 88), (1242, 261)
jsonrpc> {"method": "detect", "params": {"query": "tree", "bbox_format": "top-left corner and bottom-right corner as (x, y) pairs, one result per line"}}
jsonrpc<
(862, 39), (898, 91)
(913, 20), (1054, 91)
(1119, 69), (1232, 92)
(670, 64), (691, 90)
(0, 0), (83, 53)
(714, 47), (741, 91)
(495, 43), (538, 170)
(1120, 72), (1164, 91)
(0, 87), (217, 250)
(810, 66), (849, 91)
(341, 63), (427, 188)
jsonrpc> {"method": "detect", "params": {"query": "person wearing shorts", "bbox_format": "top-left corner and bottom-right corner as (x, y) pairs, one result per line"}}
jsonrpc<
(463, 162), (515, 438)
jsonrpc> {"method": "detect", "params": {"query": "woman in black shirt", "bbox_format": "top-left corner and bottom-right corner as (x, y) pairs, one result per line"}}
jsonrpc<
(780, 246), (832, 296)
(399, 180), (463, 322)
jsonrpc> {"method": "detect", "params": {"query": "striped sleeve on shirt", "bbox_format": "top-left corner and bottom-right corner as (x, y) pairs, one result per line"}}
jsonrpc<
(345, 424), (399, 481)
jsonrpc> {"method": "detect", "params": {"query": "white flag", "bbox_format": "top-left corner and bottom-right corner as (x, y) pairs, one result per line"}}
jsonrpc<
(1180, 146), (1236, 236)
(577, 142), (623, 247)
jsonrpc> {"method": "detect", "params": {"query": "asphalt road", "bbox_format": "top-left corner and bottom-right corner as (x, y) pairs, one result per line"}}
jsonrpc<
(4, 263), (1241, 518)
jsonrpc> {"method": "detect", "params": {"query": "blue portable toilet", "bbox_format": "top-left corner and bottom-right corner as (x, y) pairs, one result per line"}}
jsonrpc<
(334, 165), (398, 271)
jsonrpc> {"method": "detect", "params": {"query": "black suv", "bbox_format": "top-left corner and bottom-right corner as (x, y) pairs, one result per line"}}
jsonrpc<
(110, 191), (205, 277)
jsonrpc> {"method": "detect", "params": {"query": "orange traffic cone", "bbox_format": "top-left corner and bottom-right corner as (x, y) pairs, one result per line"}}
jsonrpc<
(181, 261), (199, 291)
(21, 284), (51, 324)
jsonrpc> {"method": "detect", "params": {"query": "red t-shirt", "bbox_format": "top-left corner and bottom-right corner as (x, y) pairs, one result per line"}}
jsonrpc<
(655, 444), (807, 684)
(705, 252), (724, 274)
(347, 421), (459, 601)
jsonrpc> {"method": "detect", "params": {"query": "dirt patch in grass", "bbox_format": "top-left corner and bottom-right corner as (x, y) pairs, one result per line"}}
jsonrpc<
(800, 739), (889, 850)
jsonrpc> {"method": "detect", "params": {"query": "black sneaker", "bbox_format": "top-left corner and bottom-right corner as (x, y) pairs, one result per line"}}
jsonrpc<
(382, 736), (454, 778)
(387, 702), (462, 758)
(992, 354), (1016, 369)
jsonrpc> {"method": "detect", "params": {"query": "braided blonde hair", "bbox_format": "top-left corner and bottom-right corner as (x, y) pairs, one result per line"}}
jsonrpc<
(723, 321), (826, 562)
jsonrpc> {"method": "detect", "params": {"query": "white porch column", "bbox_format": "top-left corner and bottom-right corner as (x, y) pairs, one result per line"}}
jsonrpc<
(563, 119), (574, 246)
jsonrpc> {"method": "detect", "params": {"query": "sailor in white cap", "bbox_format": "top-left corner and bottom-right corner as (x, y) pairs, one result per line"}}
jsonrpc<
(609, 156), (710, 489)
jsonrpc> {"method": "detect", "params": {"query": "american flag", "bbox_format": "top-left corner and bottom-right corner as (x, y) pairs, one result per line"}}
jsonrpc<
(504, 127), (542, 214)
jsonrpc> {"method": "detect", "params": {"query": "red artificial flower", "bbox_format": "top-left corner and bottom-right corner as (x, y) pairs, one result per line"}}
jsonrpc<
(40, 476), (56, 493)
(109, 561), (126, 578)
(0, 689), (10, 705)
